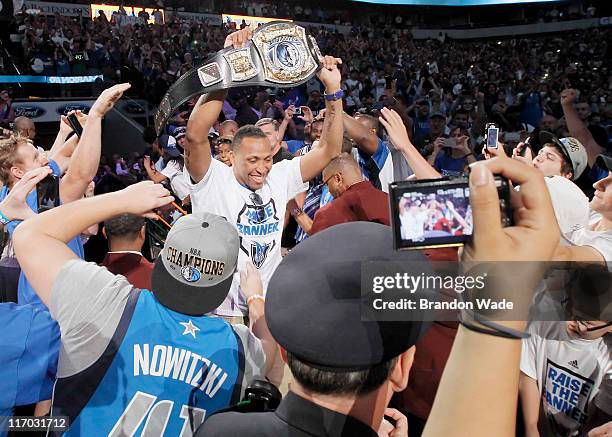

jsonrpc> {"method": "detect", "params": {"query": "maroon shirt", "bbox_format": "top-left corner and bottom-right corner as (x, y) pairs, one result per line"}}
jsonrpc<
(310, 181), (389, 235)
(99, 252), (153, 290)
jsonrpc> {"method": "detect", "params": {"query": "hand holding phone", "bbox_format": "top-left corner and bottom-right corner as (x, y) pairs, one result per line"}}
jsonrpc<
(67, 113), (83, 138)
(37, 174), (60, 213)
(485, 123), (499, 149)
(443, 138), (457, 149)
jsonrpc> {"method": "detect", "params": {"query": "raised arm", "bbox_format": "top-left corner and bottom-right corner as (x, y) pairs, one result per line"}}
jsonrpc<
(423, 158), (559, 437)
(143, 155), (168, 184)
(60, 83), (131, 203)
(379, 107), (441, 179)
(13, 181), (173, 307)
(560, 88), (604, 167)
(299, 56), (344, 182)
(184, 27), (253, 183)
(343, 112), (379, 155)
(48, 111), (88, 173)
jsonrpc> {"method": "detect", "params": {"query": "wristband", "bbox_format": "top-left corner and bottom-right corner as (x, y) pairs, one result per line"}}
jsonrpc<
(460, 320), (520, 339)
(460, 308), (529, 340)
(291, 207), (303, 217)
(247, 294), (265, 306)
(0, 209), (10, 225)
(324, 89), (344, 101)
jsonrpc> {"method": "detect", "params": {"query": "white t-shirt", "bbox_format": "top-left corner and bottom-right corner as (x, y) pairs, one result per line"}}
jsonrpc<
(544, 176), (590, 237)
(567, 210), (612, 262)
(521, 321), (612, 436)
(516, 176), (589, 237)
(161, 160), (190, 201)
(185, 158), (307, 316)
(400, 208), (428, 242)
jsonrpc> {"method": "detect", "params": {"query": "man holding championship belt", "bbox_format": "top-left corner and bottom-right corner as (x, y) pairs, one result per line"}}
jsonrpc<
(182, 26), (344, 320)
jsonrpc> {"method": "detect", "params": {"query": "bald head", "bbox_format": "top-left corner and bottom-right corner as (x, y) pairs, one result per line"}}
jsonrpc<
(322, 153), (363, 198)
(219, 120), (239, 138)
(14, 117), (36, 139)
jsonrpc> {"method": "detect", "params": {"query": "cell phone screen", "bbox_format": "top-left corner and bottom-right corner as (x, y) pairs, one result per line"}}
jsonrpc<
(486, 126), (499, 148)
(37, 175), (60, 213)
(155, 202), (187, 229)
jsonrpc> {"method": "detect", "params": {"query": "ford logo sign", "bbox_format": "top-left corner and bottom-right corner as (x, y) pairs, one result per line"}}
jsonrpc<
(56, 104), (90, 115)
(14, 106), (46, 119)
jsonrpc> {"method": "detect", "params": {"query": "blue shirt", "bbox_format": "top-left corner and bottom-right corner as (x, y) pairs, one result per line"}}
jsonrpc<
(0, 304), (59, 436)
(0, 160), (85, 308)
(434, 150), (467, 177)
(286, 140), (306, 155)
(357, 138), (390, 181)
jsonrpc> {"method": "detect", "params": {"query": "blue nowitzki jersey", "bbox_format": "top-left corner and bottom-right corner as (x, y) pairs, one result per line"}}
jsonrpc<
(52, 290), (244, 436)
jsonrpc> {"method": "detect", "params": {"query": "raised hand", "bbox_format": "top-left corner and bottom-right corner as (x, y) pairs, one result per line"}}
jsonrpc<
(224, 26), (254, 49)
(117, 181), (174, 219)
(379, 107), (411, 151)
(560, 88), (578, 106)
(298, 106), (314, 123)
(90, 83), (131, 119)
(284, 105), (296, 120)
(316, 55), (342, 92)
(512, 142), (534, 166)
(0, 167), (52, 221)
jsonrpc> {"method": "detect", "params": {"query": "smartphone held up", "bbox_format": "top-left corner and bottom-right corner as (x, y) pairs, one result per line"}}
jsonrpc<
(485, 123), (499, 149)
(37, 174), (60, 213)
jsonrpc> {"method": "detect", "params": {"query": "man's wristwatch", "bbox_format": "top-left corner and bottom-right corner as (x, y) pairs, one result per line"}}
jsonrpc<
(324, 89), (344, 101)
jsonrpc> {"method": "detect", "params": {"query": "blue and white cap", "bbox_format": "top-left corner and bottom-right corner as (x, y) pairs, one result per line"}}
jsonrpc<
(151, 212), (239, 315)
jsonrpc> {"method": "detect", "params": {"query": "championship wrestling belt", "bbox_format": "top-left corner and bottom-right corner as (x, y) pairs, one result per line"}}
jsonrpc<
(154, 21), (324, 135)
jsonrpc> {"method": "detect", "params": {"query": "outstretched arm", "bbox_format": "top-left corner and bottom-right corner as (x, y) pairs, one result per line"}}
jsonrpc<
(299, 56), (344, 182)
(185, 27), (254, 183)
(13, 182), (173, 307)
(343, 112), (379, 155)
(379, 107), (441, 179)
(424, 158), (559, 437)
(560, 89), (604, 167)
(60, 83), (131, 204)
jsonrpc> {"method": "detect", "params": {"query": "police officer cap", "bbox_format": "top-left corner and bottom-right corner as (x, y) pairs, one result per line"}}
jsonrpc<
(266, 222), (432, 371)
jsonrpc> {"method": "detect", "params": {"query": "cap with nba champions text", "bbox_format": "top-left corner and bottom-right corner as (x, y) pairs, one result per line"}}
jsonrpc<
(151, 212), (239, 315)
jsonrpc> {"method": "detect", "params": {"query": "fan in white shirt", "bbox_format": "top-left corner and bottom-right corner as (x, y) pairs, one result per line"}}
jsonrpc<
(182, 27), (345, 317)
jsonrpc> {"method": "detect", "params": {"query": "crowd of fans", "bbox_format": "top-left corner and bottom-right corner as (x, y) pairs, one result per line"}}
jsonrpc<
(0, 4), (610, 437)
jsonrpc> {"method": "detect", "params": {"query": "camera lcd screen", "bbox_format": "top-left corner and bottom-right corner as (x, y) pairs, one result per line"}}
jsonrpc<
(390, 179), (473, 250)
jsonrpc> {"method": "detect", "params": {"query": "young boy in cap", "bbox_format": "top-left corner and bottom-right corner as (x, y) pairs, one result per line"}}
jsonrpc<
(13, 181), (276, 436)
(511, 132), (591, 236)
